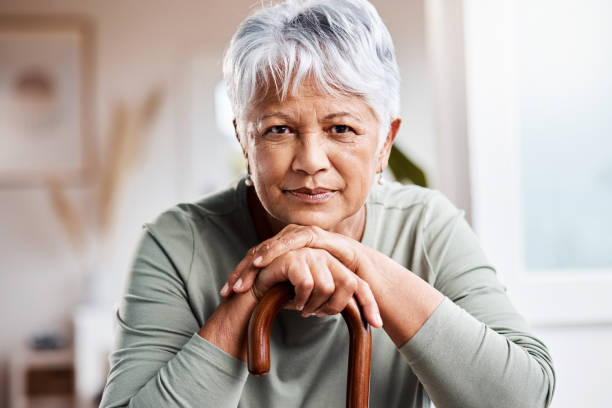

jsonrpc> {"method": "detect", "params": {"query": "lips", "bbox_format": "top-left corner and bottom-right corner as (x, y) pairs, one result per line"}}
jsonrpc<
(292, 187), (333, 194)
(284, 187), (336, 203)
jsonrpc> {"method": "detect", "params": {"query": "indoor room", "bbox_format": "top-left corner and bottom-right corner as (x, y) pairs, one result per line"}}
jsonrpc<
(0, 1), (610, 407)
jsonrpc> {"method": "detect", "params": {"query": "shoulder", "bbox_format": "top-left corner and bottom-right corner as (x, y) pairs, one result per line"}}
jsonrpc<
(367, 181), (462, 225)
(143, 179), (246, 248)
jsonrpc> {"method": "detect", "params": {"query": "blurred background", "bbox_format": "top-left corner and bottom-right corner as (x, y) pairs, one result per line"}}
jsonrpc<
(0, 0), (610, 407)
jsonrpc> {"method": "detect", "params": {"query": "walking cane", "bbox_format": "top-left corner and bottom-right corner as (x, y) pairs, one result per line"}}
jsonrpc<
(248, 282), (372, 408)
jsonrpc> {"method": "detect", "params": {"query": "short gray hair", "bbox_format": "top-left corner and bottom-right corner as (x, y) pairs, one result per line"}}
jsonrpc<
(223, 0), (400, 142)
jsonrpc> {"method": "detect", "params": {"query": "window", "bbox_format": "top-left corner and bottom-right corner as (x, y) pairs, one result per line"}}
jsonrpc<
(464, 0), (612, 325)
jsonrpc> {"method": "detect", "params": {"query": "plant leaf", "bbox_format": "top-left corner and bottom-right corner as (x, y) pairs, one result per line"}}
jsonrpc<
(387, 144), (428, 187)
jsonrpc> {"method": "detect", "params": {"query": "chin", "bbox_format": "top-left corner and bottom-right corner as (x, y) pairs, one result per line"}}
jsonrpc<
(278, 210), (338, 230)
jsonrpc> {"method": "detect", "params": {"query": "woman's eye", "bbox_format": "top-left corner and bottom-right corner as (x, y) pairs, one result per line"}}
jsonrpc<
(330, 125), (354, 134)
(267, 125), (291, 134)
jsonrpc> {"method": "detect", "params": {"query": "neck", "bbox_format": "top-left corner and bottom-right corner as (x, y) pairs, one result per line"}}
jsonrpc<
(247, 186), (367, 242)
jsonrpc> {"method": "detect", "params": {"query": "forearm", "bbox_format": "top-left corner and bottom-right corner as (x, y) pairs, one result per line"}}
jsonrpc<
(399, 298), (555, 408)
(105, 334), (249, 408)
(102, 292), (257, 408)
(198, 290), (259, 361)
(359, 246), (444, 346)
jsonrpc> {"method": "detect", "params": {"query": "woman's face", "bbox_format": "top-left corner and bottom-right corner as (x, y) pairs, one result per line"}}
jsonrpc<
(238, 85), (399, 235)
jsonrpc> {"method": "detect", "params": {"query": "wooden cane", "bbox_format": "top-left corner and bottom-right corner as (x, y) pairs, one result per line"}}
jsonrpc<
(247, 282), (372, 408)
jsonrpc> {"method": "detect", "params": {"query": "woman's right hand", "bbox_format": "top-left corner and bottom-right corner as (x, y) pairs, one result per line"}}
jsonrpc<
(251, 247), (383, 328)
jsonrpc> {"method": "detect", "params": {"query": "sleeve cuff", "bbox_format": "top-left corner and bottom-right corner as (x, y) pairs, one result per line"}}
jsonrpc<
(186, 333), (249, 380)
(398, 297), (479, 365)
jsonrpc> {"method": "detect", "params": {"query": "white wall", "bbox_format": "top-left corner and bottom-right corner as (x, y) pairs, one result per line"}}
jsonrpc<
(536, 326), (612, 407)
(0, 1), (445, 406)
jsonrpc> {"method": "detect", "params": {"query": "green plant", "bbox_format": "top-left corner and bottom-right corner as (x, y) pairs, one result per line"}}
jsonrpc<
(387, 144), (428, 187)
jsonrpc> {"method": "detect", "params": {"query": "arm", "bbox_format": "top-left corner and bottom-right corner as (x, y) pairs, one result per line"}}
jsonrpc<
(397, 192), (555, 408)
(223, 192), (556, 407)
(100, 214), (254, 408)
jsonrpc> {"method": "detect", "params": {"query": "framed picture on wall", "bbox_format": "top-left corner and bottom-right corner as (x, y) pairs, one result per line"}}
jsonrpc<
(0, 16), (95, 187)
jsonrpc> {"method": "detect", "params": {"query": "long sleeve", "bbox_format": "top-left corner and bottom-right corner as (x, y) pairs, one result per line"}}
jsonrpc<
(100, 211), (249, 407)
(398, 192), (555, 408)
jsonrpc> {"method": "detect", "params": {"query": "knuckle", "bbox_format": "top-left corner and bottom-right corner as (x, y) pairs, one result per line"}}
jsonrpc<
(291, 270), (313, 290)
(287, 250), (299, 262)
(280, 224), (294, 234)
(337, 272), (357, 289)
(319, 281), (335, 296)
(359, 279), (371, 292)
(345, 276), (358, 292)
(280, 237), (293, 250)
(299, 277), (314, 292)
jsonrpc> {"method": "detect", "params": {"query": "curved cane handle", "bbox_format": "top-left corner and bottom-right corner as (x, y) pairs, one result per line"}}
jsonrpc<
(247, 282), (372, 408)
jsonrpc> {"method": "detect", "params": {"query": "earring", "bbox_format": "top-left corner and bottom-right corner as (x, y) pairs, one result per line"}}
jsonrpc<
(377, 171), (385, 185)
(245, 173), (253, 187)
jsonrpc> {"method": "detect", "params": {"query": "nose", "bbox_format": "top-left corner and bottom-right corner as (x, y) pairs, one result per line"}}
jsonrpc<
(291, 134), (331, 175)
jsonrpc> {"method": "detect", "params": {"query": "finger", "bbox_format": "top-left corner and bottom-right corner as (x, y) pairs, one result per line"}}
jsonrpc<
(253, 252), (315, 311)
(231, 266), (260, 294)
(286, 259), (314, 311)
(225, 229), (299, 296)
(253, 226), (359, 273)
(301, 261), (335, 316)
(315, 259), (358, 317)
(221, 245), (259, 297)
(353, 278), (383, 328)
(252, 226), (319, 267)
(253, 254), (292, 296)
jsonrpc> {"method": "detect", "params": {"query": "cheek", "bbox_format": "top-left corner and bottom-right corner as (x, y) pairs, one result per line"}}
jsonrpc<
(332, 145), (377, 201)
(251, 144), (292, 181)
(335, 142), (378, 176)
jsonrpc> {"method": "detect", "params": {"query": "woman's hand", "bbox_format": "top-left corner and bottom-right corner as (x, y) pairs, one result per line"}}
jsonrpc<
(221, 225), (382, 327)
(222, 224), (445, 345)
(250, 247), (382, 327)
(222, 224), (375, 295)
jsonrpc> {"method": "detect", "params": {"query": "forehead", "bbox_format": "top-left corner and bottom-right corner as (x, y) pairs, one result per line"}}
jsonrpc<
(249, 85), (378, 123)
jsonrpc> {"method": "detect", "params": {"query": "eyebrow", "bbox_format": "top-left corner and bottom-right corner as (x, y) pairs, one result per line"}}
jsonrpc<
(259, 111), (359, 121)
(323, 112), (358, 121)
(258, 112), (293, 121)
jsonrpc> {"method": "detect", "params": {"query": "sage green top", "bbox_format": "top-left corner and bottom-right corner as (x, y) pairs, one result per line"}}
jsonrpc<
(100, 178), (555, 408)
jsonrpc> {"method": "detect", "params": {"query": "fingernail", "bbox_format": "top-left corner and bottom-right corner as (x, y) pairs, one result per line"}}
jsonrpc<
(315, 312), (325, 318)
(254, 256), (263, 265)
(296, 304), (304, 311)
(220, 283), (229, 296)
(375, 313), (383, 327)
(233, 278), (242, 291)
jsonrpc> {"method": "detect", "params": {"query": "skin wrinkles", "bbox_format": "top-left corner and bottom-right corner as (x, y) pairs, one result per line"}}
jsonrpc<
(238, 85), (388, 237)
(219, 82), (405, 329)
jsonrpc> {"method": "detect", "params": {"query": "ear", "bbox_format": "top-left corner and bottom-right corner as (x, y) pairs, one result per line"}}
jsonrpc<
(376, 118), (402, 171)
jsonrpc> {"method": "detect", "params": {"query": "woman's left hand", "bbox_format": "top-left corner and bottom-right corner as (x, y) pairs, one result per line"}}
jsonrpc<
(222, 223), (445, 345)
(222, 224), (378, 300)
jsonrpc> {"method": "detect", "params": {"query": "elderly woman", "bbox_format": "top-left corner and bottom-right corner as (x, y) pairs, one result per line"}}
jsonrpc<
(101, 0), (555, 407)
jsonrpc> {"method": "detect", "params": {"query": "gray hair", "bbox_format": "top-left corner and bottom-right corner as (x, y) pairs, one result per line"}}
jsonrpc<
(223, 0), (400, 144)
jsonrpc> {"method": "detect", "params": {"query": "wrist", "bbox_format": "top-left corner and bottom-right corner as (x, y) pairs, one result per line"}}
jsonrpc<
(198, 291), (259, 361)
